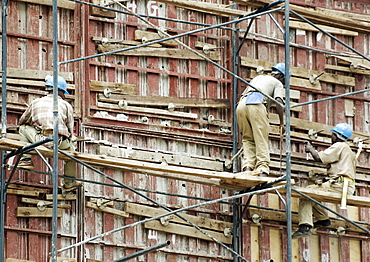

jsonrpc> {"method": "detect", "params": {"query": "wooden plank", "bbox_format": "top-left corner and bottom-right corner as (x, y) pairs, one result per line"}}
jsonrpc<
(49, 259), (76, 262)
(97, 101), (199, 119)
(97, 94), (230, 109)
(241, 56), (355, 87)
(16, 207), (62, 217)
(90, 0), (116, 18)
(234, 0), (370, 34)
(289, 20), (358, 36)
(144, 220), (232, 244)
(86, 202), (129, 218)
(154, 0), (248, 17)
(13, 0), (75, 10)
(21, 198), (71, 209)
(6, 189), (39, 197)
(134, 30), (178, 47)
(97, 45), (221, 61)
(46, 194), (77, 201)
(92, 36), (162, 48)
(6, 259), (35, 262)
(0, 78), (75, 90)
(97, 145), (225, 171)
(330, 55), (370, 70)
(89, 80), (137, 95)
(0, 138), (285, 191)
(7, 68), (73, 81)
(324, 64), (370, 76)
(125, 202), (233, 232)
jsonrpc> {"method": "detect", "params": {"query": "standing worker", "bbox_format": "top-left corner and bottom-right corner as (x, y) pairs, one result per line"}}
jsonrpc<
(18, 75), (82, 190)
(236, 63), (286, 176)
(292, 123), (356, 238)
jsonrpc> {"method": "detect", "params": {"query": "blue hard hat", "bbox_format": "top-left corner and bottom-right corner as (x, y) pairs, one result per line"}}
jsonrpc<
(271, 63), (285, 76)
(45, 75), (69, 95)
(330, 123), (352, 140)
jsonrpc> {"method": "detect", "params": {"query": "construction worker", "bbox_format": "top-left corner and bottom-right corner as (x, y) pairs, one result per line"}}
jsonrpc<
(18, 75), (82, 190)
(236, 63), (285, 176)
(292, 123), (356, 238)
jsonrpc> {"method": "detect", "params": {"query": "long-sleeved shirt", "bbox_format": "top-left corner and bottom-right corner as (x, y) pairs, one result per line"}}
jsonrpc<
(19, 94), (74, 138)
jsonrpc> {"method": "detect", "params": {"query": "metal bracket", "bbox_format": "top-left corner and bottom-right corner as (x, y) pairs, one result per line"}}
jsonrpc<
(256, 66), (265, 75)
(37, 201), (49, 212)
(223, 227), (232, 237)
(203, 115), (224, 124)
(202, 45), (224, 55)
(308, 72), (324, 85)
(118, 100), (128, 109)
(251, 214), (261, 224)
(308, 129), (324, 140)
(160, 215), (174, 226)
(103, 87), (121, 98)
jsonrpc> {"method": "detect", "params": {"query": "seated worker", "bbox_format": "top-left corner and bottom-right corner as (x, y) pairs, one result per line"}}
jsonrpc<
(236, 63), (286, 177)
(292, 123), (356, 238)
(18, 75), (82, 190)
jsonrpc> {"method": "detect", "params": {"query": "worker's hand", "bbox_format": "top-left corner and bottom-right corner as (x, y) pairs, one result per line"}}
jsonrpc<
(304, 141), (313, 153)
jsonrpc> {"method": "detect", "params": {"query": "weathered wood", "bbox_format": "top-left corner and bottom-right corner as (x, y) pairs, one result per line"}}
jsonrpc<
(97, 94), (230, 109)
(6, 189), (39, 197)
(90, 0), (116, 18)
(13, 0), (75, 10)
(134, 30), (178, 47)
(331, 55), (370, 70)
(144, 220), (232, 244)
(92, 36), (162, 48)
(46, 194), (77, 201)
(242, 56), (355, 87)
(324, 64), (370, 76)
(234, 0), (370, 34)
(86, 202), (130, 218)
(97, 45), (221, 61)
(6, 68), (73, 81)
(98, 145), (225, 171)
(89, 80), (137, 95)
(6, 259), (35, 262)
(125, 202), (233, 232)
(16, 207), (62, 217)
(0, 78), (75, 91)
(97, 101), (199, 119)
(155, 0), (248, 17)
(21, 198), (71, 209)
(289, 20), (358, 36)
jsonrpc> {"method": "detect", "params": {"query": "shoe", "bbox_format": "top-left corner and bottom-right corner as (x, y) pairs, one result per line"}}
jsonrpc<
(314, 219), (331, 228)
(292, 225), (312, 238)
(242, 166), (252, 172)
(63, 181), (83, 190)
(18, 158), (34, 170)
(260, 171), (268, 177)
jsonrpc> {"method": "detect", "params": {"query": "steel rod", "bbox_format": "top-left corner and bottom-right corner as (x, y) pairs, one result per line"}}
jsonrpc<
(113, 241), (170, 262)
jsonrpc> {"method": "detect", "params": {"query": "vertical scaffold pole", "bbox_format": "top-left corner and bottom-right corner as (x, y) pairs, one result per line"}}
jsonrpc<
(284, 1), (293, 262)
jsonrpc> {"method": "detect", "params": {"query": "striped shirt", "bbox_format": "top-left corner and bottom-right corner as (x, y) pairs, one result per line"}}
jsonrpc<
(19, 94), (74, 138)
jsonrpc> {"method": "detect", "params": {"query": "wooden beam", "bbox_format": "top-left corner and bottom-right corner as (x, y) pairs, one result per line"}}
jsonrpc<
(6, 189), (39, 197)
(97, 94), (230, 109)
(86, 202), (130, 218)
(234, 0), (370, 34)
(134, 30), (178, 47)
(324, 64), (370, 76)
(241, 56), (356, 87)
(125, 202), (233, 232)
(289, 20), (358, 37)
(13, 0), (75, 10)
(144, 220), (232, 244)
(21, 197), (71, 209)
(89, 80), (137, 95)
(155, 0), (248, 17)
(92, 36), (162, 48)
(16, 207), (62, 217)
(97, 45), (221, 61)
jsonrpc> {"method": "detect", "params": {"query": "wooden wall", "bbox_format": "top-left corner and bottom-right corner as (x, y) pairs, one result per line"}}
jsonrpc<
(1, 0), (370, 261)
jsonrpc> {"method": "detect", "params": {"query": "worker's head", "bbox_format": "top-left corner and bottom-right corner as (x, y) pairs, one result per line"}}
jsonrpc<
(330, 123), (352, 142)
(271, 63), (285, 84)
(45, 75), (69, 95)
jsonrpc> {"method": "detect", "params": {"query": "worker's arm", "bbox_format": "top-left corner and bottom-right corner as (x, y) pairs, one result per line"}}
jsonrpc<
(276, 97), (285, 133)
(304, 141), (322, 162)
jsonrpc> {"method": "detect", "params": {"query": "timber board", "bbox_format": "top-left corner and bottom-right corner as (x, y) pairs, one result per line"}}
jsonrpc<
(13, 0), (75, 9)
(92, 36), (162, 48)
(86, 202), (130, 218)
(90, 80), (137, 95)
(16, 207), (62, 217)
(134, 30), (178, 47)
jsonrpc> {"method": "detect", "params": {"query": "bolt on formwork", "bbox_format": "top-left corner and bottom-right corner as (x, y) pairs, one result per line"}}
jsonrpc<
(1, 1), (370, 262)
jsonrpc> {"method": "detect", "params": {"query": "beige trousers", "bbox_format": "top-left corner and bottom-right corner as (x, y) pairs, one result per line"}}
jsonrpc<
(236, 97), (270, 173)
(19, 125), (77, 187)
(298, 181), (355, 227)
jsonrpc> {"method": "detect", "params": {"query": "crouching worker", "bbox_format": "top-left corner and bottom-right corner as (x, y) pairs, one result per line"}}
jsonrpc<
(18, 75), (82, 190)
(292, 123), (356, 238)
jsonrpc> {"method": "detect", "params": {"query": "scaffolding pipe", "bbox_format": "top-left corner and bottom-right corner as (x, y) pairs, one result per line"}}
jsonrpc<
(113, 241), (170, 262)
(0, 0), (9, 260)
(284, 1), (293, 262)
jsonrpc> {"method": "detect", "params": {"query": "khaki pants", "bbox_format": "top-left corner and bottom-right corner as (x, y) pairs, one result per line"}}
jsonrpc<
(236, 97), (270, 173)
(19, 125), (77, 187)
(298, 181), (355, 227)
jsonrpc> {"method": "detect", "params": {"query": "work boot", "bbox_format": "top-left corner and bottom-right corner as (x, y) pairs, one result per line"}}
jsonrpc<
(18, 158), (34, 170)
(292, 224), (312, 238)
(242, 166), (252, 172)
(314, 219), (331, 228)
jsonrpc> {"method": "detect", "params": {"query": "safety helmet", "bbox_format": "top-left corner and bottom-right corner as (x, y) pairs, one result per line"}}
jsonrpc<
(330, 123), (352, 140)
(271, 63), (285, 76)
(45, 75), (69, 95)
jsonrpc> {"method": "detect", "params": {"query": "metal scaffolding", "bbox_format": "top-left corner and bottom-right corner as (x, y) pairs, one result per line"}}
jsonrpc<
(1, 0), (370, 262)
